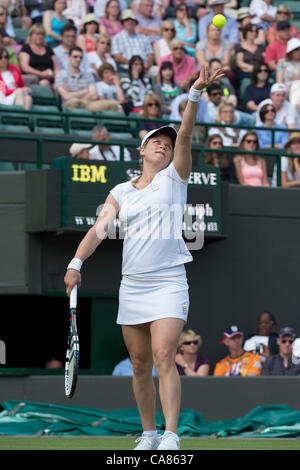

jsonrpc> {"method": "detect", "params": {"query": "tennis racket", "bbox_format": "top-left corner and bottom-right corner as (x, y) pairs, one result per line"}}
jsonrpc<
(65, 285), (79, 398)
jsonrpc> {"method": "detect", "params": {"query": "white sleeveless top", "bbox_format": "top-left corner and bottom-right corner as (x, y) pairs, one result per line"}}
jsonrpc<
(110, 161), (193, 275)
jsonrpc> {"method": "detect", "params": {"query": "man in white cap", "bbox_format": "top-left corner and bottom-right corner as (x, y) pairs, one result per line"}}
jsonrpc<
(256, 82), (296, 128)
(198, 0), (239, 46)
(276, 38), (300, 91)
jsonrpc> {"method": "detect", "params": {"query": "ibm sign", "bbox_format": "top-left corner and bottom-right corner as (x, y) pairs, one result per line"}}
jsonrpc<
(0, 340), (6, 364)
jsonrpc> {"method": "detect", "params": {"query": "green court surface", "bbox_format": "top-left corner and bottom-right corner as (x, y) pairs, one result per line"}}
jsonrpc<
(0, 437), (299, 450)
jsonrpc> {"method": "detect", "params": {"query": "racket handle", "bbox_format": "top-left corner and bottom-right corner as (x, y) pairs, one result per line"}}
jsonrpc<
(70, 285), (77, 309)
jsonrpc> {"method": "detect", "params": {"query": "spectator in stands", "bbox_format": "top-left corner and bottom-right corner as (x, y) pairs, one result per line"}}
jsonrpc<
(121, 54), (152, 112)
(214, 325), (262, 376)
(99, 0), (123, 38)
(233, 131), (269, 187)
(235, 23), (265, 80)
(198, 0), (239, 47)
(244, 64), (272, 113)
(196, 22), (231, 71)
(244, 311), (279, 359)
(204, 133), (236, 182)
(276, 38), (300, 93)
(94, 0), (127, 20)
(249, 0), (276, 32)
(7, 0), (31, 31)
(208, 103), (246, 147)
(256, 103), (289, 149)
(273, 133), (300, 187)
(0, 46), (32, 109)
(164, 0), (206, 22)
(0, 30), (17, 65)
(76, 14), (99, 53)
(111, 9), (154, 74)
(237, 7), (265, 45)
(0, 5), (17, 46)
(54, 24), (91, 74)
(175, 329), (209, 376)
(256, 83), (296, 129)
(265, 20), (291, 73)
(157, 38), (197, 92)
(153, 61), (182, 116)
(262, 327), (300, 376)
(92, 62), (124, 112)
(173, 2), (197, 58)
(19, 23), (58, 86)
(206, 83), (223, 122)
(89, 125), (131, 161)
(138, 92), (162, 139)
(63, 0), (86, 29)
(44, 0), (67, 47)
(130, 0), (165, 19)
(152, 19), (175, 66)
(87, 35), (117, 79)
(266, 4), (300, 44)
(135, 0), (162, 45)
(69, 142), (92, 158)
(112, 355), (158, 376)
(205, 57), (236, 105)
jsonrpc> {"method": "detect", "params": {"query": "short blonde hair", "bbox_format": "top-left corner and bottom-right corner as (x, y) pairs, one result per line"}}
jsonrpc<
(27, 23), (46, 44)
(216, 103), (236, 123)
(160, 20), (176, 38)
(95, 34), (111, 47)
(178, 329), (202, 351)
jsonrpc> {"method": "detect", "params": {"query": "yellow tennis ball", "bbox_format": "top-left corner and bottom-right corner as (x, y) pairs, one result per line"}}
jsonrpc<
(212, 14), (226, 28)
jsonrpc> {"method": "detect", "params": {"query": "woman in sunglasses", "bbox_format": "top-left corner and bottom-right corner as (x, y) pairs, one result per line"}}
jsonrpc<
(138, 93), (162, 140)
(244, 64), (272, 113)
(233, 131), (269, 186)
(266, 5), (300, 44)
(276, 38), (300, 93)
(175, 329), (209, 376)
(153, 20), (176, 65)
(256, 103), (289, 149)
(204, 134), (236, 183)
(235, 23), (265, 80)
(0, 47), (32, 109)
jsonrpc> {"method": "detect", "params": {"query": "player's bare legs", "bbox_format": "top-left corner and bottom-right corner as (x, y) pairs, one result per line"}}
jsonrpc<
(122, 323), (156, 431)
(151, 318), (185, 433)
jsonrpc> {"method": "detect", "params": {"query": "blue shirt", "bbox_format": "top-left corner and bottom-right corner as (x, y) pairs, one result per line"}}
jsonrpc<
(198, 13), (239, 44)
(256, 123), (289, 149)
(173, 19), (197, 57)
(112, 358), (158, 376)
(170, 93), (212, 124)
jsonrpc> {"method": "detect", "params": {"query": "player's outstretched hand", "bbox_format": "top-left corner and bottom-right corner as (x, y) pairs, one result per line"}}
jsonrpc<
(64, 269), (81, 297)
(192, 65), (224, 91)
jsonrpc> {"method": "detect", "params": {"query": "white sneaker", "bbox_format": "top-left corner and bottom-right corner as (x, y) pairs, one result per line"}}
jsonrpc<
(157, 432), (180, 450)
(133, 433), (161, 450)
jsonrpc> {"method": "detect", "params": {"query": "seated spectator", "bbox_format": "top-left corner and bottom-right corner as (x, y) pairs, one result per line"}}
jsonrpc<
(208, 103), (246, 147)
(237, 7), (265, 45)
(276, 38), (300, 92)
(244, 64), (272, 113)
(63, 0), (86, 29)
(54, 24), (91, 74)
(249, 0), (276, 32)
(204, 133), (236, 182)
(206, 83), (223, 122)
(153, 61), (182, 115)
(69, 142), (92, 158)
(55, 46), (99, 110)
(94, 0), (127, 20)
(120, 54), (152, 112)
(196, 22), (231, 71)
(0, 30), (18, 65)
(265, 20), (291, 73)
(235, 23), (265, 80)
(266, 5), (300, 45)
(174, 97), (205, 143)
(214, 325), (262, 376)
(233, 131), (269, 186)
(175, 329), (209, 376)
(93, 63), (124, 112)
(76, 14), (99, 53)
(8, 0), (31, 31)
(19, 24), (58, 87)
(135, 0), (162, 45)
(152, 20), (175, 66)
(157, 38), (197, 91)
(111, 9), (154, 74)
(205, 57), (236, 106)
(99, 0), (123, 38)
(256, 103), (289, 149)
(89, 125), (131, 161)
(43, 0), (67, 48)
(173, 2), (197, 58)
(262, 327), (300, 376)
(244, 311), (279, 359)
(138, 92), (162, 139)
(272, 133), (300, 187)
(198, 0), (239, 47)
(164, 0), (206, 22)
(130, 0), (165, 19)
(87, 34), (117, 78)
(0, 47), (32, 109)
(112, 355), (158, 376)
(256, 82), (296, 129)
(0, 5), (17, 47)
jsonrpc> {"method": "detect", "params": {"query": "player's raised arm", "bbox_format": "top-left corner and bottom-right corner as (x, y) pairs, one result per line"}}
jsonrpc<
(173, 66), (225, 181)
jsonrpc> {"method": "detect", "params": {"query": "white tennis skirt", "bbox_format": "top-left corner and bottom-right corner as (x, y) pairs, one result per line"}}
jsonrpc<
(117, 265), (189, 325)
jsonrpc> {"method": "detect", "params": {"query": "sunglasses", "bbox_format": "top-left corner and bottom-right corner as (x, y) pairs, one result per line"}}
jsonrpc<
(265, 108), (275, 113)
(173, 47), (184, 51)
(182, 340), (198, 346)
(147, 102), (159, 107)
(281, 339), (294, 344)
(259, 68), (268, 72)
(211, 91), (222, 96)
(211, 140), (222, 145)
(164, 27), (175, 32)
(72, 55), (83, 59)
(1, 55), (9, 59)
(245, 139), (258, 144)
(278, 11), (289, 15)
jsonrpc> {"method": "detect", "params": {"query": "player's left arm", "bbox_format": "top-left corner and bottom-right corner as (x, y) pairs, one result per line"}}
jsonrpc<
(173, 66), (224, 181)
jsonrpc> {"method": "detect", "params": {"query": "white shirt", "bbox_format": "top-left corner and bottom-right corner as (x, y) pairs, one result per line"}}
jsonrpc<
(87, 52), (117, 76)
(89, 145), (131, 161)
(249, 0), (277, 24)
(110, 161), (193, 275)
(208, 124), (246, 147)
(256, 99), (296, 127)
(272, 156), (300, 186)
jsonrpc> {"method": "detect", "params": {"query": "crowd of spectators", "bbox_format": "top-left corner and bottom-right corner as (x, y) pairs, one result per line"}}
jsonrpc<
(0, 0), (300, 186)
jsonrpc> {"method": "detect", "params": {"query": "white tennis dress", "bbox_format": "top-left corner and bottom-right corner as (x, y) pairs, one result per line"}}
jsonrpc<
(110, 161), (193, 325)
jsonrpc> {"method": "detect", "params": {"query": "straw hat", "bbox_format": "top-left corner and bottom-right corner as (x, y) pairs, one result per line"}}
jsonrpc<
(284, 132), (300, 150)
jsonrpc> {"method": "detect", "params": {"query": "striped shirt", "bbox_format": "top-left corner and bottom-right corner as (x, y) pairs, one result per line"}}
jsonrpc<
(111, 30), (153, 67)
(55, 68), (95, 92)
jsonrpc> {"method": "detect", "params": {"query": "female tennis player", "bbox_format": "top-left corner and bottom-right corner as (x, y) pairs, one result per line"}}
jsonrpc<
(64, 65), (224, 450)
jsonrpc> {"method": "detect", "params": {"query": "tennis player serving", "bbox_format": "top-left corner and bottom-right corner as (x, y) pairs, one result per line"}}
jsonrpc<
(64, 65), (224, 450)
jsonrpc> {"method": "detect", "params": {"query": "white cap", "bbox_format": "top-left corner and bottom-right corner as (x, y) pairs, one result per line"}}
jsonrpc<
(141, 125), (177, 148)
(270, 83), (287, 94)
(69, 143), (92, 157)
(286, 37), (300, 54)
(121, 9), (138, 23)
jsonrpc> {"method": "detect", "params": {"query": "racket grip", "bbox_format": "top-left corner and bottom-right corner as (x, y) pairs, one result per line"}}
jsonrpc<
(70, 285), (77, 309)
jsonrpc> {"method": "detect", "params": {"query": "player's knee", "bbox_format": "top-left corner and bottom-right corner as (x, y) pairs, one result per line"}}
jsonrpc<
(131, 356), (152, 377)
(153, 348), (174, 373)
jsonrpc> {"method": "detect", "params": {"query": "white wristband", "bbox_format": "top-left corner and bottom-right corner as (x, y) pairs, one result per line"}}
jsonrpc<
(188, 87), (202, 102)
(67, 257), (82, 272)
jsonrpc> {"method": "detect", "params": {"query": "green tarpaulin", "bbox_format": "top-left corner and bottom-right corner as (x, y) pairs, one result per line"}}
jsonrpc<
(0, 401), (300, 438)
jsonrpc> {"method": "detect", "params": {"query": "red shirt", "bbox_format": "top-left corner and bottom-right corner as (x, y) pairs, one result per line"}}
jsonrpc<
(158, 53), (197, 83)
(0, 64), (25, 96)
(265, 40), (287, 65)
